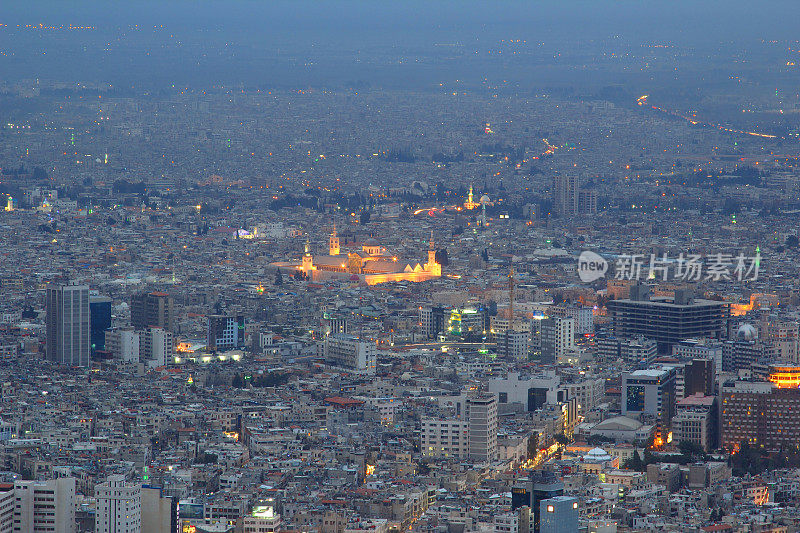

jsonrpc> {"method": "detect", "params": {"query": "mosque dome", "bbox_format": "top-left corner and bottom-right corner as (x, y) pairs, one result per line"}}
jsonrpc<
(583, 447), (612, 462)
(737, 323), (758, 341)
(479, 194), (491, 205)
(364, 237), (380, 247)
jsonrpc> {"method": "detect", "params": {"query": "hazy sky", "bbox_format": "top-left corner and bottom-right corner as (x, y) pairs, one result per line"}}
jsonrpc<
(2, 1), (799, 92)
(4, 1), (799, 44)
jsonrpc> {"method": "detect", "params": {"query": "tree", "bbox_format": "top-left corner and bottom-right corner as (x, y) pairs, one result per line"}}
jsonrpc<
(274, 268), (283, 286)
(231, 373), (245, 388)
(360, 211), (371, 225)
(623, 451), (644, 472)
(787, 235), (799, 248)
(435, 249), (449, 266)
(527, 432), (539, 460)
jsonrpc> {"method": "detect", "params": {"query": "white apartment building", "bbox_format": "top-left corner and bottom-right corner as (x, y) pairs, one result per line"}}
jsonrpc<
(105, 328), (140, 363)
(323, 335), (376, 373)
(540, 317), (574, 364)
(13, 477), (76, 533)
(421, 418), (469, 458)
(421, 394), (498, 462)
(140, 327), (174, 368)
(95, 475), (141, 533)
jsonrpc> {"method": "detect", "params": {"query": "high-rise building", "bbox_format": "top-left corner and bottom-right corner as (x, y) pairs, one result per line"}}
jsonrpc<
(140, 327), (174, 368)
(672, 339), (724, 375)
(467, 393), (498, 462)
(46, 284), (90, 367)
(421, 393), (498, 462)
(721, 338), (771, 372)
(207, 315), (246, 351)
(419, 306), (448, 339)
(552, 175), (596, 217)
(720, 380), (800, 451)
(607, 287), (729, 352)
(540, 317), (574, 364)
(622, 367), (677, 430)
(105, 327), (140, 363)
(130, 291), (174, 331)
(531, 468), (564, 533)
(596, 335), (658, 367)
(141, 486), (177, 533)
(323, 335), (377, 373)
(539, 496), (578, 533)
(0, 483), (13, 532)
(674, 358), (715, 399)
(89, 295), (112, 354)
(13, 477), (76, 533)
(498, 330), (530, 361)
(671, 393), (717, 452)
(549, 304), (594, 335)
(95, 475), (141, 533)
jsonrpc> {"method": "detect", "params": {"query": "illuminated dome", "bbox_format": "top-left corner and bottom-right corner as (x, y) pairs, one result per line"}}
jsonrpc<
(737, 324), (758, 341)
(479, 194), (491, 205)
(583, 447), (612, 462)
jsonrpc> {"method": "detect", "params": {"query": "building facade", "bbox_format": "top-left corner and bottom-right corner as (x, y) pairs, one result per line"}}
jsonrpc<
(46, 284), (90, 367)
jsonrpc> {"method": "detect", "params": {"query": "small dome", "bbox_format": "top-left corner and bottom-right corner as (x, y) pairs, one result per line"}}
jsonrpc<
(364, 237), (380, 246)
(583, 447), (612, 462)
(479, 194), (491, 204)
(737, 324), (758, 340)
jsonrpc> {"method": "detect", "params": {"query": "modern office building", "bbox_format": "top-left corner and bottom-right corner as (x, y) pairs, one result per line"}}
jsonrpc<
(89, 295), (112, 354)
(323, 334), (377, 373)
(622, 366), (677, 430)
(131, 291), (174, 331)
(95, 475), (141, 533)
(607, 287), (729, 352)
(539, 496), (579, 533)
(46, 283), (90, 367)
(540, 317), (574, 364)
(207, 314), (246, 351)
(531, 468), (564, 533)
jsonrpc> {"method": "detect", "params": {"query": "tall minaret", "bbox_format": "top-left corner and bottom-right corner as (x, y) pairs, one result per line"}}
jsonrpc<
(329, 220), (340, 256)
(302, 236), (314, 272)
(425, 230), (441, 276)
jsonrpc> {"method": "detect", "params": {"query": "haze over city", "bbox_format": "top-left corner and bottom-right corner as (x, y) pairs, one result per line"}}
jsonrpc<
(1, 2), (800, 533)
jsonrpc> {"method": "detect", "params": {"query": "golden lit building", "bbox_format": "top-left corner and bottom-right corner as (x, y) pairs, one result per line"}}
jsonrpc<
(271, 232), (441, 285)
(464, 184), (480, 210)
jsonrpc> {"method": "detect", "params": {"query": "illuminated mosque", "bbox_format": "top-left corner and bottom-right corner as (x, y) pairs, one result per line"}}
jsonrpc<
(271, 225), (442, 285)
